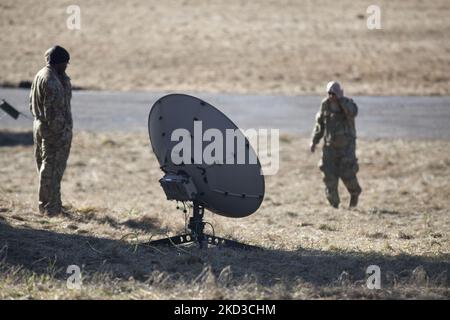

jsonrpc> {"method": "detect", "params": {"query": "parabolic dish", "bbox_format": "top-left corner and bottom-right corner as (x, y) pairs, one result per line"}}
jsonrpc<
(148, 94), (265, 218)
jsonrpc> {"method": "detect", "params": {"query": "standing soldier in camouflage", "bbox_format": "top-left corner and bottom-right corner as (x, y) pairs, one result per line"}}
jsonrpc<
(30, 46), (73, 215)
(310, 81), (362, 208)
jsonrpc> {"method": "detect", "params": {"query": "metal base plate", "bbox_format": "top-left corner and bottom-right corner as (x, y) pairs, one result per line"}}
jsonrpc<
(145, 233), (259, 250)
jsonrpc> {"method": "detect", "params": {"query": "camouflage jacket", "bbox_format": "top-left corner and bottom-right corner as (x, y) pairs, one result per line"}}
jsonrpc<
(30, 66), (72, 135)
(311, 97), (358, 148)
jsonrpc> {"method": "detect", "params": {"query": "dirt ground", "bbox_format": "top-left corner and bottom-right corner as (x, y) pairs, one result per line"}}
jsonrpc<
(1, 0), (450, 95)
(0, 131), (449, 299)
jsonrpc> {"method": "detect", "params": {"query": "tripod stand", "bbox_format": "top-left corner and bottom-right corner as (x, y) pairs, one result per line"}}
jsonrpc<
(146, 201), (258, 250)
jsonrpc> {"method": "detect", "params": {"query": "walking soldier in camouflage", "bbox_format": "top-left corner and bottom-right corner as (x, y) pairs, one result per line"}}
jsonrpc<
(310, 81), (362, 208)
(30, 46), (73, 215)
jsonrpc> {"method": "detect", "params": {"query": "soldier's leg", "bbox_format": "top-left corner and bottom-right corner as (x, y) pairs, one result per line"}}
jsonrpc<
(339, 143), (362, 207)
(320, 147), (340, 208)
(53, 136), (72, 209)
(342, 176), (362, 207)
(38, 138), (57, 214)
(323, 173), (340, 208)
(33, 120), (43, 173)
(34, 121), (51, 214)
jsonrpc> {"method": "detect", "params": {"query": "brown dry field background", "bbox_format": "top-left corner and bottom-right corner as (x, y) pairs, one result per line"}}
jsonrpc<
(1, 0), (450, 95)
(0, 131), (449, 299)
(0, 0), (449, 300)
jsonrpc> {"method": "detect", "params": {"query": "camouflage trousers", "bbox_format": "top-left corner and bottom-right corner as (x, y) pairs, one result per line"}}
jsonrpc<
(319, 140), (362, 208)
(33, 120), (72, 214)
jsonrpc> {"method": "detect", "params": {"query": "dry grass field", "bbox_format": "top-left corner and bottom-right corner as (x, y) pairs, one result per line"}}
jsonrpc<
(0, 131), (449, 299)
(1, 0), (450, 95)
(0, 0), (449, 301)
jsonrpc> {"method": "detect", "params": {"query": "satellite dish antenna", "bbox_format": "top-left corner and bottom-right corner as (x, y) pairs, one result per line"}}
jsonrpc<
(146, 94), (265, 249)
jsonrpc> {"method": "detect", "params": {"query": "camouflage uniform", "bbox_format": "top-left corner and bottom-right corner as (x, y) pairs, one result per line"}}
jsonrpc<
(311, 96), (362, 208)
(30, 66), (72, 214)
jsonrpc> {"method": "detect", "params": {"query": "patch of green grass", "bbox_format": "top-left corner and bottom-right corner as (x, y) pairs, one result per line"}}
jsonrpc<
(318, 224), (338, 232)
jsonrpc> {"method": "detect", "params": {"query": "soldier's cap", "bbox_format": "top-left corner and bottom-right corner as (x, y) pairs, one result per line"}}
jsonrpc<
(326, 81), (343, 98)
(45, 46), (70, 65)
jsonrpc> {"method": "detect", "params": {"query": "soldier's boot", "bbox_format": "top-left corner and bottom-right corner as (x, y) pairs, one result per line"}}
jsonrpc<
(38, 204), (46, 214)
(327, 193), (340, 209)
(342, 177), (362, 208)
(349, 193), (359, 208)
(38, 185), (53, 215)
(324, 174), (340, 209)
(38, 202), (61, 216)
(45, 187), (62, 216)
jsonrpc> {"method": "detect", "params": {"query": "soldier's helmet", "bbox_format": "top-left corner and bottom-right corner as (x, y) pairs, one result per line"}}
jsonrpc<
(44, 46), (70, 65)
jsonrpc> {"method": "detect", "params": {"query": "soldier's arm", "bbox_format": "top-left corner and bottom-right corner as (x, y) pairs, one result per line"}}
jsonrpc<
(311, 101), (325, 145)
(338, 97), (358, 119)
(42, 79), (65, 133)
(29, 82), (33, 115)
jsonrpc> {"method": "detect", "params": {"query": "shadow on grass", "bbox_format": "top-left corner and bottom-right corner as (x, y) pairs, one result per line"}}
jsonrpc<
(61, 210), (162, 234)
(0, 220), (448, 293)
(0, 130), (33, 147)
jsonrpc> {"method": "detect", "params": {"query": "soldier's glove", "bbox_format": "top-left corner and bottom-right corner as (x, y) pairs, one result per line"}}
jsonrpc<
(310, 142), (316, 153)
